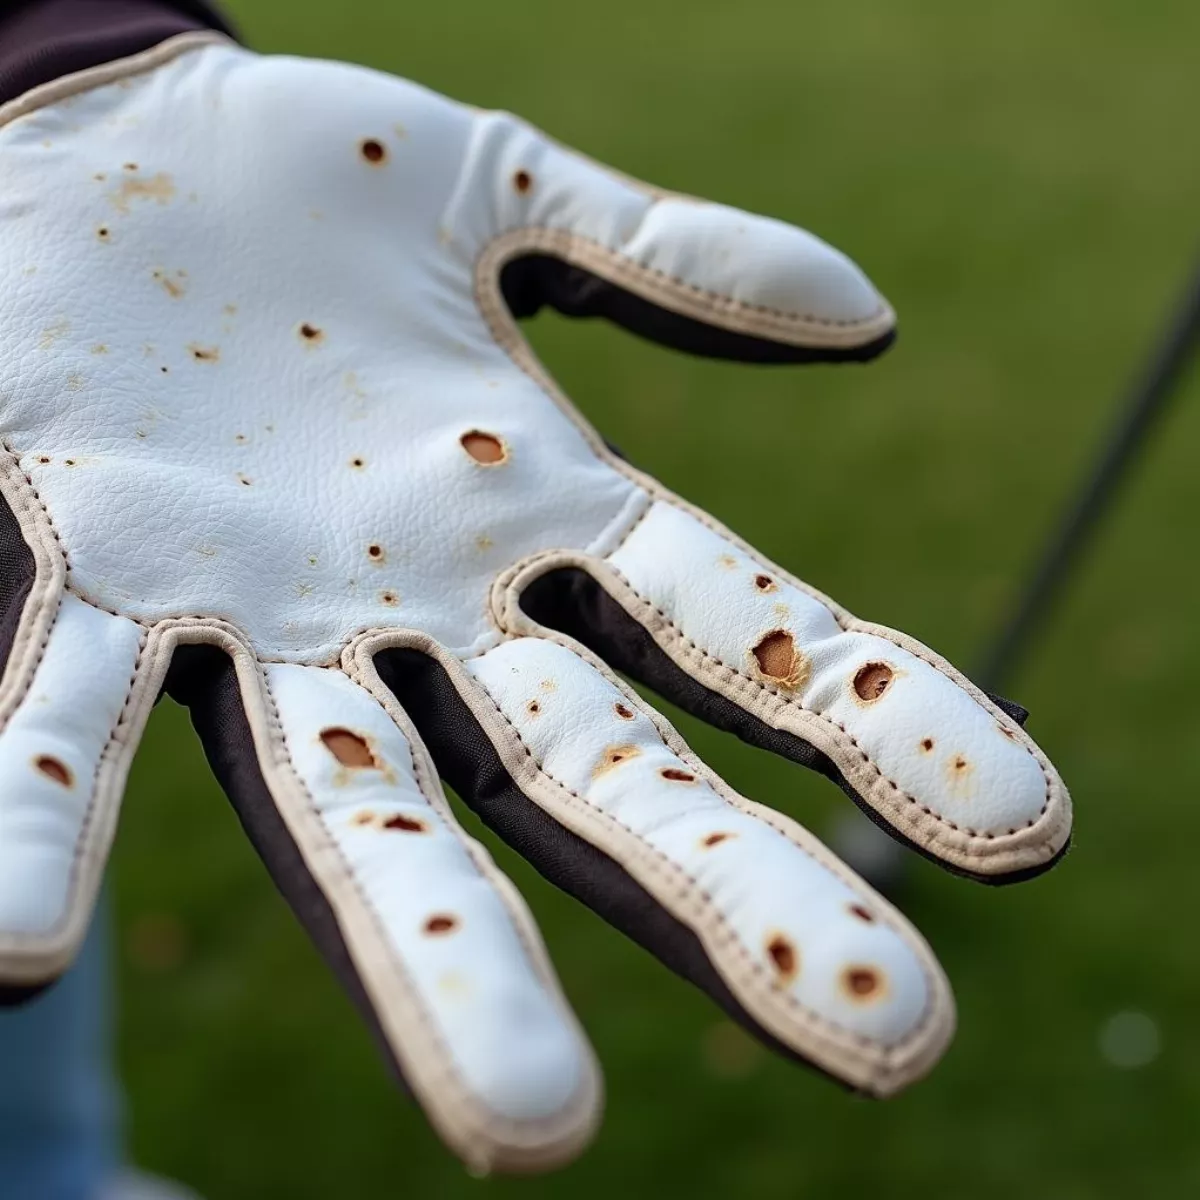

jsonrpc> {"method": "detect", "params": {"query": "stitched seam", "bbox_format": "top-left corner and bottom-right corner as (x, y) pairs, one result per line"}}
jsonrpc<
(0, 443), (70, 726)
(466, 660), (937, 1069)
(603, 560), (1056, 845)
(259, 668), (595, 1143)
(479, 227), (887, 330)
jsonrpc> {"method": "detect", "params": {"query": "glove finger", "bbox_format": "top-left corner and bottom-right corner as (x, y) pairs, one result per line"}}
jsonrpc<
(506, 499), (1072, 883)
(0, 593), (147, 991)
(165, 643), (600, 1175)
(374, 633), (954, 1098)
(455, 109), (894, 363)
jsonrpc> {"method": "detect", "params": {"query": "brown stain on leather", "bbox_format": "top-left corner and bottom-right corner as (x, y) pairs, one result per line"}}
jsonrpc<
(947, 754), (974, 793)
(513, 169), (533, 193)
(111, 171), (176, 214)
(766, 933), (798, 982)
(614, 702), (635, 720)
(360, 138), (387, 164)
(34, 755), (72, 787)
(660, 767), (696, 784)
(424, 914), (458, 935)
(593, 744), (641, 778)
(298, 323), (324, 345)
(701, 831), (735, 848)
(848, 904), (876, 923)
(754, 573), (777, 593)
(153, 269), (186, 299)
(383, 813), (428, 833)
(188, 344), (219, 363)
(841, 966), (886, 1003)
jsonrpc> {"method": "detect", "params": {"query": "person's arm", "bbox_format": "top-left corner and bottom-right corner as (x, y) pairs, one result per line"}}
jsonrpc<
(0, 0), (233, 103)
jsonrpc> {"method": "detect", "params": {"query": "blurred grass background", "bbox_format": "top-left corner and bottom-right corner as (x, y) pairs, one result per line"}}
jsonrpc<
(109, 0), (1200, 1195)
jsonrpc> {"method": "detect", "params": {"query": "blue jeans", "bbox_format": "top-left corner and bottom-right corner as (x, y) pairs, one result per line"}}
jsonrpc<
(0, 913), (120, 1200)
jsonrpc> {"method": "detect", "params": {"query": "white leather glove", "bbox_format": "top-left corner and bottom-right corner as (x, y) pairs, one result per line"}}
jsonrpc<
(0, 33), (1072, 1173)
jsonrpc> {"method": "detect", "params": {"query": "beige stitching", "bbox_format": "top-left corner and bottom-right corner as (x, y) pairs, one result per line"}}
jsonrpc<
(0, 32), (230, 129)
(476, 227), (893, 336)
(0, 443), (71, 728)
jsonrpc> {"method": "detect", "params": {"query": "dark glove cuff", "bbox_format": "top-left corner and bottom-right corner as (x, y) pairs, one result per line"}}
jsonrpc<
(0, 0), (238, 105)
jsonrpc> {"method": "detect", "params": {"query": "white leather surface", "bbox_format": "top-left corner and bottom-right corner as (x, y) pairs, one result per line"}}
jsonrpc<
(0, 594), (141, 937)
(467, 637), (937, 1053)
(265, 662), (591, 1124)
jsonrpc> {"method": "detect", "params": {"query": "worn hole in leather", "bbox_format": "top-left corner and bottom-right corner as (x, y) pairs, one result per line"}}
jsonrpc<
(766, 934), (798, 982)
(752, 631), (807, 690)
(298, 323), (323, 343)
(367, 543), (385, 562)
(754, 574), (777, 593)
(34, 755), (72, 787)
(594, 744), (640, 777)
(360, 138), (386, 164)
(424, 914), (458, 935)
(660, 767), (696, 783)
(920, 738), (934, 753)
(320, 728), (376, 769)
(853, 662), (893, 703)
(842, 966), (882, 1000)
(526, 699), (541, 715)
(383, 814), (427, 833)
(460, 430), (507, 464)
(614, 702), (635, 720)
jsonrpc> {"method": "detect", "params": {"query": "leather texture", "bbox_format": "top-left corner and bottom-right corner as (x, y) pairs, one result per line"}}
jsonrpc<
(0, 34), (1071, 1173)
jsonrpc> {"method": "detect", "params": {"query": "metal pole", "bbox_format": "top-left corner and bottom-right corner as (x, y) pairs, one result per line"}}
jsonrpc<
(976, 259), (1200, 694)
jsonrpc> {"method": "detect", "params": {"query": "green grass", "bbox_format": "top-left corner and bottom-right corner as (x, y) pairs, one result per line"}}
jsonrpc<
(110, 1), (1200, 1195)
